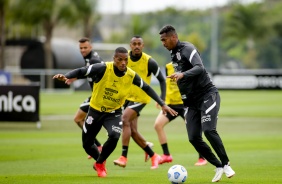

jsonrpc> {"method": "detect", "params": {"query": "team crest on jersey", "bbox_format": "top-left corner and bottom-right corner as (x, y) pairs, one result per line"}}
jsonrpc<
(86, 116), (94, 124)
(93, 52), (98, 57)
(176, 52), (181, 60)
(86, 59), (90, 66)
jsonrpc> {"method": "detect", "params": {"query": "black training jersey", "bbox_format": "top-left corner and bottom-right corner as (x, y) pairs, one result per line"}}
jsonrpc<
(170, 41), (217, 106)
(84, 50), (103, 88)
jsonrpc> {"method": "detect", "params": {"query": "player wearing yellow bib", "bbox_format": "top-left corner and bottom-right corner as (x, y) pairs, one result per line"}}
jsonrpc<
(114, 36), (166, 169)
(154, 62), (207, 166)
(53, 47), (177, 178)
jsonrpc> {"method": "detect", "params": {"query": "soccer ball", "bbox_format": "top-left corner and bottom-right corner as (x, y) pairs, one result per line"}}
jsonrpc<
(167, 165), (188, 184)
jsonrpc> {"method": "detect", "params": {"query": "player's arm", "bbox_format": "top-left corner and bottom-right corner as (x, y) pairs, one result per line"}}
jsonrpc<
(132, 73), (177, 116)
(167, 47), (204, 81)
(148, 58), (166, 100)
(181, 47), (204, 78)
(53, 63), (106, 85)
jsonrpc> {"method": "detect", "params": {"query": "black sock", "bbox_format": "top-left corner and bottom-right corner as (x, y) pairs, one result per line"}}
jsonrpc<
(122, 146), (128, 157)
(161, 143), (170, 155)
(143, 145), (154, 157)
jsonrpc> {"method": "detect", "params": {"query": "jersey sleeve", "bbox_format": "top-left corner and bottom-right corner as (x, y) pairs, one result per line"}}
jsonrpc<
(65, 63), (106, 81)
(182, 45), (204, 78)
(132, 74), (165, 106)
(148, 58), (166, 100)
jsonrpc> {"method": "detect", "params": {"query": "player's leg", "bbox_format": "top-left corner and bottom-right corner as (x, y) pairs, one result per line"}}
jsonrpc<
(73, 108), (86, 129)
(75, 97), (102, 159)
(95, 111), (122, 177)
(154, 111), (173, 164)
(82, 109), (103, 161)
(129, 106), (161, 169)
(98, 112), (122, 163)
(114, 101), (143, 166)
(186, 108), (222, 167)
(201, 92), (235, 180)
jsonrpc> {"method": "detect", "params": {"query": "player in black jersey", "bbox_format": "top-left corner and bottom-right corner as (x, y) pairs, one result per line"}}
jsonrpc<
(159, 25), (235, 182)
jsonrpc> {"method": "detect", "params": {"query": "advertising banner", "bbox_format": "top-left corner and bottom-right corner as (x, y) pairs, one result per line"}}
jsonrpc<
(212, 75), (282, 90)
(0, 85), (40, 122)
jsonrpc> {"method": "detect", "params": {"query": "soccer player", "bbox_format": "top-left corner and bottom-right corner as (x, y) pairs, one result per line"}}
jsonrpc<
(75, 38), (103, 158)
(53, 47), (177, 178)
(159, 25), (235, 182)
(113, 36), (166, 169)
(155, 62), (207, 166)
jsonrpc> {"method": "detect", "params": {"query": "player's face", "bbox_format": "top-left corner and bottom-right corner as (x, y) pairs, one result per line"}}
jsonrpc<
(130, 37), (144, 56)
(79, 41), (92, 57)
(160, 33), (175, 51)
(113, 52), (128, 71)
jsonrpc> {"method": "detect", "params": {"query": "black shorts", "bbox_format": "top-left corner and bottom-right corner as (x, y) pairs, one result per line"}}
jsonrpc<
(82, 107), (123, 145)
(79, 96), (91, 113)
(166, 104), (186, 121)
(123, 100), (146, 116)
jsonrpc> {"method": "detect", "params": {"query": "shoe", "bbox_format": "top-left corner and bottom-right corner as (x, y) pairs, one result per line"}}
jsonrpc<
(159, 154), (173, 164)
(224, 164), (235, 178)
(94, 162), (107, 177)
(212, 167), (224, 182)
(145, 142), (154, 162)
(97, 145), (103, 153)
(150, 153), (161, 169)
(194, 158), (208, 166)
(93, 160), (107, 173)
(113, 156), (127, 168)
(87, 155), (92, 159)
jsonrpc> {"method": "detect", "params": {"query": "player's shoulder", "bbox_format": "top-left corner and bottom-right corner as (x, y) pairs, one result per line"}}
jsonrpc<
(179, 41), (196, 55)
(91, 51), (99, 57)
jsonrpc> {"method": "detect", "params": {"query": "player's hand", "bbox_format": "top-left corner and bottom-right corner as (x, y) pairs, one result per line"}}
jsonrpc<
(161, 105), (178, 116)
(167, 72), (184, 82)
(65, 78), (77, 85)
(155, 102), (161, 109)
(53, 74), (67, 81)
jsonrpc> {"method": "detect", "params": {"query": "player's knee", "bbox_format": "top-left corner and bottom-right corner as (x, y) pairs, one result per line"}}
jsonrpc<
(154, 122), (161, 131)
(73, 116), (81, 125)
(203, 129), (217, 138)
(189, 136), (202, 145)
(108, 133), (120, 143)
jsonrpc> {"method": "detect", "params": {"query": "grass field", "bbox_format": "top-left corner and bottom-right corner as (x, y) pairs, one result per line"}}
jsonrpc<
(0, 90), (282, 184)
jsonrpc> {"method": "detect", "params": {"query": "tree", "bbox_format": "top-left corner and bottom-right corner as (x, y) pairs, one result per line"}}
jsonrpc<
(69, 0), (100, 38)
(223, 2), (267, 68)
(12, 0), (98, 88)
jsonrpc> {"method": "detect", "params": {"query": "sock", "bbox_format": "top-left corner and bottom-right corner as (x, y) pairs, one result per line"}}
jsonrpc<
(122, 146), (128, 157)
(161, 143), (170, 155)
(143, 145), (154, 157)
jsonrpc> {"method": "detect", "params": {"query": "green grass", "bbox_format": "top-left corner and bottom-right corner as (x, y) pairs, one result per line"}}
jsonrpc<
(0, 90), (282, 184)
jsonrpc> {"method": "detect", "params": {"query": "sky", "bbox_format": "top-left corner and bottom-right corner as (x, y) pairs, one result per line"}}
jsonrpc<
(97, 0), (261, 14)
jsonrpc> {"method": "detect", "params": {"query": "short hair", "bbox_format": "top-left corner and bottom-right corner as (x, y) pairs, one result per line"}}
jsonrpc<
(115, 47), (128, 54)
(159, 25), (177, 35)
(79, 37), (91, 43)
(132, 35), (142, 39)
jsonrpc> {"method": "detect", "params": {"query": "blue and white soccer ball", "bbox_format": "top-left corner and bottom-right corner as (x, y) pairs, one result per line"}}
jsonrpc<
(167, 164), (188, 184)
